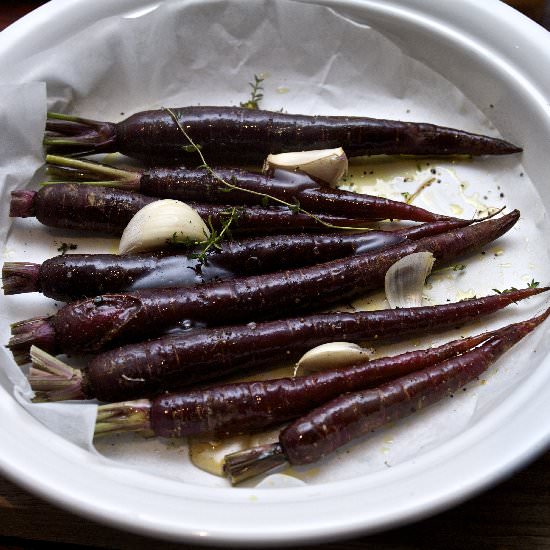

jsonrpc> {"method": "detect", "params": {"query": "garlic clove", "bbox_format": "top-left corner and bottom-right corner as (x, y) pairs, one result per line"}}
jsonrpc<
(296, 341), (372, 374)
(119, 199), (209, 255)
(264, 147), (348, 186)
(189, 435), (250, 477)
(385, 252), (435, 309)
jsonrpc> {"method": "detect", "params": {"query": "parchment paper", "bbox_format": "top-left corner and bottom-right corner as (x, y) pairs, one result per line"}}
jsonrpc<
(0, 0), (549, 488)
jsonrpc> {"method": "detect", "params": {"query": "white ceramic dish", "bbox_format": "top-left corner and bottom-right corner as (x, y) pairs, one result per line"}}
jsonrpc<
(1, 0), (550, 545)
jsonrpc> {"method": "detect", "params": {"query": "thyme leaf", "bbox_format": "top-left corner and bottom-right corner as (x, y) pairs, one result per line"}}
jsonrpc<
(167, 209), (238, 264)
(288, 198), (301, 214)
(166, 232), (198, 248)
(188, 208), (238, 263)
(57, 242), (78, 255)
(183, 144), (201, 153)
(492, 286), (519, 295)
(240, 74), (264, 110)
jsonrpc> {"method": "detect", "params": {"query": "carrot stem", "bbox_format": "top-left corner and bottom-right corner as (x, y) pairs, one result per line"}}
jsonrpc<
(95, 399), (152, 436)
(45, 155), (138, 187)
(223, 443), (286, 485)
(28, 346), (85, 402)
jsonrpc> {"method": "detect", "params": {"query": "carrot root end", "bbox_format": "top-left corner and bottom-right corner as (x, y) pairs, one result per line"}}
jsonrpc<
(2, 262), (41, 295)
(8, 317), (56, 365)
(9, 190), (36, 218)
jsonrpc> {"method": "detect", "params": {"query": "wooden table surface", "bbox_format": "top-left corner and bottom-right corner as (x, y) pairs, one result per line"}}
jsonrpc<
(1, 2), (550, 549)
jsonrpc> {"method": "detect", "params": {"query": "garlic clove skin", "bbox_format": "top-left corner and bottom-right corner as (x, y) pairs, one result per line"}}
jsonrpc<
(296, 341), (372, 374)
(385, 252), (435, 309)
(119, 199), (210, 255)
(264, 147), (348, 186)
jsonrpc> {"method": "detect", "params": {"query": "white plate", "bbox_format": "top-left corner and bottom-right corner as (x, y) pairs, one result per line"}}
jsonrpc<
(1, 0), (550, 545)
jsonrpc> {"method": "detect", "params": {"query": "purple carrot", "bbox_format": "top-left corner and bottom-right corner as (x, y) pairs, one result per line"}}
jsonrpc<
(43, 108), (521, 163)
(45, 155), (455, 223)
(26, 287), (548, 402)
(223, 307), (550, 484)
(2, 219), (473, 301)
(93, 329), (496, 438)
(9, 184), (378, 237)
(8, 211), (520, 360)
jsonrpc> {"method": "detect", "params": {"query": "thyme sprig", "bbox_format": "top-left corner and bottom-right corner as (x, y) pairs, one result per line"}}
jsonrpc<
(240, 74), (264, 110)
(491, 281), (541, 295)
(57, 242), (78, 255)
(163, 107), (374, 235)
(167, 208), (238, 264)
(492, 287), (519, 295)
(193, 209), (238, 263)
(403, 177), (435, 204)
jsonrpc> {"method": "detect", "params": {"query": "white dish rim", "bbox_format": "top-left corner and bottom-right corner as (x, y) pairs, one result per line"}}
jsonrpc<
(0, 0), (549, 545)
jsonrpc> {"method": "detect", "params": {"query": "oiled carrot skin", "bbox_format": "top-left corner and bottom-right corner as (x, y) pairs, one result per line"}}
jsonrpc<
(150, 331), (491, 438)
(279, 314), (545, 465)
(9, 220), (469, 301)
(6, 212), (515, 361)
(42, 211), (519, 354)
(12, 231), (406, 301)
(113, 107), (521, 163)
(37, 252), (207, 299)
(11, 185), (381, 236)
(81, 288), (544, 402)
(141, 167), (450, 222)
(22, 185), (154, 235)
